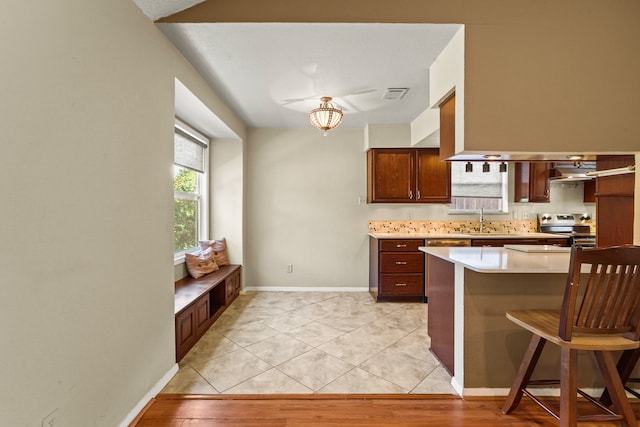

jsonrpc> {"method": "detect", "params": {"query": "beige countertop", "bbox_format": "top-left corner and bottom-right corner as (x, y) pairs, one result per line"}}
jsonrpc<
(368, 232), (569, 240)
(420, 246), (573, 273)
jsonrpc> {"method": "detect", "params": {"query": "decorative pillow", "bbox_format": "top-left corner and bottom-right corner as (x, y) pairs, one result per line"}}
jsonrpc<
(199, 238), (230, 266)
(185, 247), (219, 279)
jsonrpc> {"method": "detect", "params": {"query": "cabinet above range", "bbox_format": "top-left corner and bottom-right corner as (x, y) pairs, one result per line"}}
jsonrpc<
(367, 148), (451, 204)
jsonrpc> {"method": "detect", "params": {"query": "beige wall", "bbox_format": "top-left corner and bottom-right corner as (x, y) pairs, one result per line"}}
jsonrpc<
(0, 0), (245, 425)
(245, 128), (370, 288)
(210, 138), (245, 265)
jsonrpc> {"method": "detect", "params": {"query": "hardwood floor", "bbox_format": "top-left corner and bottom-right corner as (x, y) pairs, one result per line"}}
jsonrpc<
(130, 394), (640, 426)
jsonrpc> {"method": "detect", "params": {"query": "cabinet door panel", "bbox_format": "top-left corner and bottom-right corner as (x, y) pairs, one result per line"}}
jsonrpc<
(194, 295), (210, 336)
(595, 155), (635, 247)
(380, 274), (423, 296)
(514, 162), (550, 203)
(439, 93), (455, 160)
(380, 252), (423, 273)
(367, 149), (414, 202)
(175, 307), (196, 360)
(416, 149), (451, 203)
(529, 162), (550, 202)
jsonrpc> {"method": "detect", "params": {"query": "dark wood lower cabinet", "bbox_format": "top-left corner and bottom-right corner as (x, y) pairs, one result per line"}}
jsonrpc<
(370, 237), (425, 302)
(426, 254), (455, 374)
(174, 265), (241, 361)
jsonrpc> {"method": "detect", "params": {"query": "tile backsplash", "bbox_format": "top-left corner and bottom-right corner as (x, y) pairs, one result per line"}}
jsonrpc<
(368, 219), (539, 234)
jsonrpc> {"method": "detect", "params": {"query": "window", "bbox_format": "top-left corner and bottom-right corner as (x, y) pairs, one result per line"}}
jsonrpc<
(449, 161), (508, 213)
(174, 118), (208, 258)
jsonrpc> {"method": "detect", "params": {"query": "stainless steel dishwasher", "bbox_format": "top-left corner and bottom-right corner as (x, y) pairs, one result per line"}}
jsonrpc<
(424, 239), (472, 247)
(423, 239), (471, 302)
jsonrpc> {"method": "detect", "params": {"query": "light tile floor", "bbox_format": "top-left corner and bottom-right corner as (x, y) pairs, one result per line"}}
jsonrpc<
(162, 291), (456, 395)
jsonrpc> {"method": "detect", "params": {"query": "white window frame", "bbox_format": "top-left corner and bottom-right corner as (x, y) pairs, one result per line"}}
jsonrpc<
(174, 118), (209, 264)
(448, 161), (509, 214)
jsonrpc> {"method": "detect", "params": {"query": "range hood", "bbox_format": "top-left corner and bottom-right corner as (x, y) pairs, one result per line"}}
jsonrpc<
(549, 162), (596, 182)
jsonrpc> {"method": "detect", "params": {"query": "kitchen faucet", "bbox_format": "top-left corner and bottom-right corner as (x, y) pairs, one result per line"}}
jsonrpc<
(479, 208), (484, 233)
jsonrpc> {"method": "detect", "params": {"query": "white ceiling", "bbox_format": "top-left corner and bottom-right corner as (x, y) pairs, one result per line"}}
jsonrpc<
(133, 1), (461, 131)
(131, 0), (206, 21)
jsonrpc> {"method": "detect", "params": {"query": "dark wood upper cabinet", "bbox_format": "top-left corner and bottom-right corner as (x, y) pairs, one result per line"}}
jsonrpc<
(595, 155), (635, 247)
(439, 93), (455, 160)
(367, 148), (414, 203)
(367, 148), (451, 204)
(514, 162), (550, 203)
(416, 149), (451, 203)
(583, 179), (596, 203)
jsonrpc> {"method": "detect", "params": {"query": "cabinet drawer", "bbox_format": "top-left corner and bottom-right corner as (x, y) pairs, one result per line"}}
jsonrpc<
(380, 239), (424, 252)
(380, 274), (423, 296)
(380, 252), (423, 273)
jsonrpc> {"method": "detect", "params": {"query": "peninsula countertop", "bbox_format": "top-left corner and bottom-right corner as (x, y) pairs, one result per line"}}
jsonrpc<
(420, 246), (572, 273)
(369, 232), (568, 240)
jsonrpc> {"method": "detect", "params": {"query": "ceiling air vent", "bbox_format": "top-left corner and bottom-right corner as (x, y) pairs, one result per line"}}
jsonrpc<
(382, 88), (409, 101)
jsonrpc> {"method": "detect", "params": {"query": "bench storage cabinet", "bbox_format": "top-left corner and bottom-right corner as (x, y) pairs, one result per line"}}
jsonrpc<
(174, 264), (241, 362)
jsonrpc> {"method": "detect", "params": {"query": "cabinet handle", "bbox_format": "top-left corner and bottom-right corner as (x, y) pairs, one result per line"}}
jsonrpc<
(395, 283), (407, 287)
(417, 190), (421, 200)
(395, 261), (407, 265)
(409, 190), (413, 199)
(396, 244), (407, 248)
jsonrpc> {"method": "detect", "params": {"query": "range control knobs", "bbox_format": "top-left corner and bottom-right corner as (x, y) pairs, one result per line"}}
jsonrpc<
(579, 214), (591, 221)
(540, 214), (553, 222)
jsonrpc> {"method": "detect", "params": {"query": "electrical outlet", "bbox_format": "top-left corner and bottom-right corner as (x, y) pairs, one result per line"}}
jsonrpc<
(522, 212), (530, 219)
(42, 409), (59, 427)
(357, 196), (367, 205)
(286, 264), (293, 273)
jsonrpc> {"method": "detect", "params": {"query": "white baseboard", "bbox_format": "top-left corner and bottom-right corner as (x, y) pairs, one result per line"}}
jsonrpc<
(243, 286), (369, 292)
(118, 363), (179, 427)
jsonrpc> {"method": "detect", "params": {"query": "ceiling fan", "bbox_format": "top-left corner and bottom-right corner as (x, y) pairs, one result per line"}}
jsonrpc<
(281, 88), (377, 112)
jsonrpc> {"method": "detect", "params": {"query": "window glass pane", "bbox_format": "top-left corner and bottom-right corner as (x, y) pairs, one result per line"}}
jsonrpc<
(174, 166), (197, 194)
(174, 166), (200, 253)
(174, 198), (198, 252)
(450, 161), (508, 212)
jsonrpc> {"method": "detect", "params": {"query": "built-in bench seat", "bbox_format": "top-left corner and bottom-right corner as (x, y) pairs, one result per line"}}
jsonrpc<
(174, 264), (241, 361)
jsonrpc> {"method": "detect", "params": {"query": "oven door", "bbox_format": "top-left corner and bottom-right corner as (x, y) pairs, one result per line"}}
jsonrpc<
(571, 236), (596, 247)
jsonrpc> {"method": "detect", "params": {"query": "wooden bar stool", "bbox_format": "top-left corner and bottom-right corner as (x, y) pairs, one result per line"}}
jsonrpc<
(502, 245), (640, 427)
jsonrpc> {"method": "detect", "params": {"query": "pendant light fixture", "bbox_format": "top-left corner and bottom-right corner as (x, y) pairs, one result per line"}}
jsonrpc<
(465, 162), (473, 173)
(309, 97), (343, 136)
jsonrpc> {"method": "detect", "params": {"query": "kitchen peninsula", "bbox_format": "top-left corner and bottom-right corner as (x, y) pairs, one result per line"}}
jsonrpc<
(419, 246), (618, 396)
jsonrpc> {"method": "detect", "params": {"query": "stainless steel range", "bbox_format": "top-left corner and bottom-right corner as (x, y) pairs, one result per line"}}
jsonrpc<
(538, 213), (596, 247)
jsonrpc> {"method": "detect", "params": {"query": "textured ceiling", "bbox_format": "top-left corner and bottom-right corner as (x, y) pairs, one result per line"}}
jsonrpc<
(131, 0), (205, 20)
(132, 1), (461, 131)
(159, 23), (461, 129)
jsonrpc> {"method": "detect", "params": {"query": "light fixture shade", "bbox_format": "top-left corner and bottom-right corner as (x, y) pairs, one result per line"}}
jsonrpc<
(309, 97), (343, 135)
